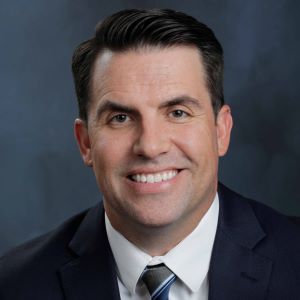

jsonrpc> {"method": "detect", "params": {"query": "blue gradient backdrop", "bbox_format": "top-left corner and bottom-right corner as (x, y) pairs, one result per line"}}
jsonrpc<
(1, 0), (299, 255)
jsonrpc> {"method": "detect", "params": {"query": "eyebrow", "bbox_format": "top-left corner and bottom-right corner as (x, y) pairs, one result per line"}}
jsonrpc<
(96, 100), (138, 120)
(95, 95), (203, 120)
(158, 95), (203, 110)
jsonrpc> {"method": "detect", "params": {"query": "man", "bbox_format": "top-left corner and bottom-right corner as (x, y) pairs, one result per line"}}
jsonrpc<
(0, 8), (299, 300)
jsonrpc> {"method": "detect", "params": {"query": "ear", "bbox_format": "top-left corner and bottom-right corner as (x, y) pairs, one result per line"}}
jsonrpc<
(74, 118), (93, 167)
(216, 105), (233, 157)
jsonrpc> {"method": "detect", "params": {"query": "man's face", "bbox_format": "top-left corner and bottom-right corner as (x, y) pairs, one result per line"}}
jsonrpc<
(75, 46), (232, 235)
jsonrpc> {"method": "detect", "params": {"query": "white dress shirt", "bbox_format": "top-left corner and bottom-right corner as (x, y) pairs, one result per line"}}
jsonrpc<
(105, 193), (219, 300)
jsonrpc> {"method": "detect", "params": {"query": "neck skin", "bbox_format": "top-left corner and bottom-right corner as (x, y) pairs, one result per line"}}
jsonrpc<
(104, 189), (216, 257)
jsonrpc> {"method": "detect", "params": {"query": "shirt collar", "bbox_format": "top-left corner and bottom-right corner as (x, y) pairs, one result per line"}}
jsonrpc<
(105, 214), (152, 294)
(105, 193), (219, 294)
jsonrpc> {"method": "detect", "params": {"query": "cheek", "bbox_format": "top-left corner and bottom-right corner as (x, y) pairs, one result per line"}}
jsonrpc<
(91, 133), (131, 174)
(172, 123), (218, 159)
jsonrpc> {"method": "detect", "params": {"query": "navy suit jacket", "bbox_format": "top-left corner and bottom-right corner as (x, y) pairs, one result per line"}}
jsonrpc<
(1, 183), (300, 299)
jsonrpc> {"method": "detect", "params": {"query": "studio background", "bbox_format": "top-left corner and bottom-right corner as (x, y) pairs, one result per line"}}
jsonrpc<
(1, 0), (299, 255)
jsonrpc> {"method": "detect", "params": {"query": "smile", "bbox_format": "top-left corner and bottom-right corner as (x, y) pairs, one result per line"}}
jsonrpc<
(130, 170), (178, 183)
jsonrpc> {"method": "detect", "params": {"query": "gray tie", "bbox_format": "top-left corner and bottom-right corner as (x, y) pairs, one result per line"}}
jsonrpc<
(141, 264), (177, 300)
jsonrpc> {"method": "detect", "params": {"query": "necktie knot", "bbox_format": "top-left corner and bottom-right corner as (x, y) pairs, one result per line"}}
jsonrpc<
(141, 264), (176, 300)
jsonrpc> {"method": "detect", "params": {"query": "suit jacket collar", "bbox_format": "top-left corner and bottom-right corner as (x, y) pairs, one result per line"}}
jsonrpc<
(58, 183), (274, 300)
(217, 182), (266, 249)
(208, 183), (273, 300)
(59, 203), (121, 300)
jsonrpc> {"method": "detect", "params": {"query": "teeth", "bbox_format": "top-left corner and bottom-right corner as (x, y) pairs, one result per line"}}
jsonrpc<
(141, 175), (146, 183)
(148, 175), (154, 183)
(131, 170), (178, 183)
(154, 174), (161, 182)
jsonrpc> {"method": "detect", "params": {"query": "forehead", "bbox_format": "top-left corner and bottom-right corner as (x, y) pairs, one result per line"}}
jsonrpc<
(90, 46), (210, 107)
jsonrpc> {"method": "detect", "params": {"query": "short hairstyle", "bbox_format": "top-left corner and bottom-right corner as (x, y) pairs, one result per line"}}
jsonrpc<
(72, 9), (224, 121)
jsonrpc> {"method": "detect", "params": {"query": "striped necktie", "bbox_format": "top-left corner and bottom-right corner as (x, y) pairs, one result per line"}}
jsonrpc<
(141, 263), (177, 300)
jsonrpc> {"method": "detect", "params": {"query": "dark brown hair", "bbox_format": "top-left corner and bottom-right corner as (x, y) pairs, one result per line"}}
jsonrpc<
(72, 9), (224, 121)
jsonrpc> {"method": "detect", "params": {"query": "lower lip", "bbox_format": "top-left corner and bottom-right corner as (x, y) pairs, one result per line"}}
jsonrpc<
(125, 170), (183, 194)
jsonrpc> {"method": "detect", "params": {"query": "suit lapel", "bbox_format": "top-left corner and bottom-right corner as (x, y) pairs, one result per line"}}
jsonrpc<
(209, 184), (273, 300)
(58, 184), (274, 300)
(59, 203), (121, 300)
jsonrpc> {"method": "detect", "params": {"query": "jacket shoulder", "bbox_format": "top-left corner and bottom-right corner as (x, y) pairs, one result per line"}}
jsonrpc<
(219, 183), (300, 239)
(0, 207), (90, 299)
(247, 194), (300, 295)
(219, 183), (300, 290)
(246, 194), (300, 241)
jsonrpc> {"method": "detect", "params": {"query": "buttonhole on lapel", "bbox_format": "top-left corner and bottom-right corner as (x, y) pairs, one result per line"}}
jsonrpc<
(241, 272), (258, 282)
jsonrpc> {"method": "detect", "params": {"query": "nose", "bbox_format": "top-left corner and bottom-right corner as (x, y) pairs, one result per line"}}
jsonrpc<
(132, 120), (171, 159)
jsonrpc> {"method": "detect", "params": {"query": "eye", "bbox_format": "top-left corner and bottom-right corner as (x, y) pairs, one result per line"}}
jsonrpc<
(170, 109), (189, 118)
(109, 113), (131, 125)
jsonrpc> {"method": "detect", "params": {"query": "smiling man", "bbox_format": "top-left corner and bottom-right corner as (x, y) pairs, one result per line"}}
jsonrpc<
(75, 45), (231, 259)
(1, 8), (300, 300)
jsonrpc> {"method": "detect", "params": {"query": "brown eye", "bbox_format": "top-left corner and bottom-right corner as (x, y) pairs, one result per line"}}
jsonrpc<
(111, 114), (128, 123)
(171, 110), (188, 118)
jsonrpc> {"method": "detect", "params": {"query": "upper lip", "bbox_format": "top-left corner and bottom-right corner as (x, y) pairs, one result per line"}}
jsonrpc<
(127, 167), (181, 176)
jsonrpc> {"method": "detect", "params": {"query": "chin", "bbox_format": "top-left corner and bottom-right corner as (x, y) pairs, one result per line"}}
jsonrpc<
(130, 207), (183, 229)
